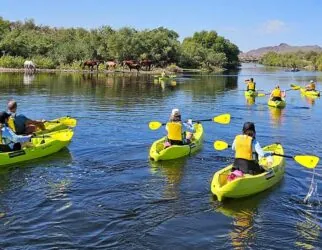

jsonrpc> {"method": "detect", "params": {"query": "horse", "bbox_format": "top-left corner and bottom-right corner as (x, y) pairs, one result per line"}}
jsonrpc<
(140, 59), (153, 71)
(122, 60), (141, 72)
(81, 60), (103, 71)
(106, 60), (117, 70)
(24, 60), (36, 73)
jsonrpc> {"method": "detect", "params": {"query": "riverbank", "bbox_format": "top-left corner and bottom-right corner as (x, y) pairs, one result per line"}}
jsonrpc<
(0, 67), (225, 74)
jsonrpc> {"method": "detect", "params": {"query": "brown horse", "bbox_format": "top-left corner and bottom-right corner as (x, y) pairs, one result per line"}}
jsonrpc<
(106, 60), (117, 70)
(81, 60), (103, 71)
(140, 59), (153, 71)
(122, 60), (141, 72)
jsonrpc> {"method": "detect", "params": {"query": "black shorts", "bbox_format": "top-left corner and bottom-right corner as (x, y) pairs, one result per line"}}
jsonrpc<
(0, 143), (21, 152)
(168, 139), (183, 146)
(233, 158), (264, 175)
(271, 97), (282, 101)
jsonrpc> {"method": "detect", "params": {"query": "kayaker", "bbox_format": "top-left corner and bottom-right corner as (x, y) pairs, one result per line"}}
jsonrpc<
(7, 100), (46, 135)
(270, 85), (285, 101)
(231, 122), (271, 175)
(305, 80), (316, 91)
(246, 78), (256, 91)
(165, 108), (195, 146)
(0, 111), (32, 152)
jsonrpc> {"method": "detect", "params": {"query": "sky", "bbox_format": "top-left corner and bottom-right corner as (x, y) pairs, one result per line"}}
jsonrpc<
(1, 0), (321, 52)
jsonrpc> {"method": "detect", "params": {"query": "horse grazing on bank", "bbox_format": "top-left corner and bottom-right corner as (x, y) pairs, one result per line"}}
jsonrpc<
(24, 60), (36, 73)
(122, 60), (141, 72)
(106, 60), (117, 70)
(140, 59), (153, 71)
(81, 60), (103, 71)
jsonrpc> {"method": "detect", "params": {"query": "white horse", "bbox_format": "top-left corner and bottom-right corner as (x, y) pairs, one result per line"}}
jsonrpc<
(24, 60), (36, 72)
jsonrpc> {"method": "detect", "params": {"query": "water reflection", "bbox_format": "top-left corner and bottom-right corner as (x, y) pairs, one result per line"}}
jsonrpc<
(301, 95), (319, 106)
(23, 73), (35, 85)
(212, 191), (272, 249)
(245, 96), (255, 106)
(295, 209), (321, 249)
(268, 106), (284, 127)
(149, 158), (186, 199)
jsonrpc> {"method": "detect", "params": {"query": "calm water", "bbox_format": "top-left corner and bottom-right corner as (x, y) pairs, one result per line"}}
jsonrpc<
(0, 64), (321, 249)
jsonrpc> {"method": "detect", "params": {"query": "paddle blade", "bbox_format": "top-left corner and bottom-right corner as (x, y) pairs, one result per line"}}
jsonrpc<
(290, 84), (300, 90)
(149, 121), (162, 130)
(214, 140), (229, 150)
(213, 114), (231, 124)
(294, 155), (319, 169)
(257, 93), (266, 97)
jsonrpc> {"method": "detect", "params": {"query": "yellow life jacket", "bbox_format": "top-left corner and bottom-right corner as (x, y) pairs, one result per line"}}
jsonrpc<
(234, 134), (253, 160)
(271, 88), (281, 97)
(167, 122), (182, 141)
(7, 116), (16, 132)
(310, 83), (316, 90)
(248, 81), (255, 91)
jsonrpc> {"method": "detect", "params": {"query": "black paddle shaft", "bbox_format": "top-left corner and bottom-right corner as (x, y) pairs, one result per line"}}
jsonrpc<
(272, 153), (293, 159)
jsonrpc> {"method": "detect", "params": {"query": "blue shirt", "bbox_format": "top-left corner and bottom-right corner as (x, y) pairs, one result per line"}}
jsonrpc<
(11, 113), (30, 135)
(1, 126), (31, 149)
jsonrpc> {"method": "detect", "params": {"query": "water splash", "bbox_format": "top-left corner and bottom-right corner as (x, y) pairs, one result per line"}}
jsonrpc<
(303, 168), (319, 205)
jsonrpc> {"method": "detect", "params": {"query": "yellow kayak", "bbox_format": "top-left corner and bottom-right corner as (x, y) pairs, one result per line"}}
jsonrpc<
(211, 143), (285, 201)
(149, 123), (203, 161)
(244, 90), (257, 97)
(0, 129), (74, 166)
(267, 98), (286, 108)
(35, 116), (77, 135)
(300, 88), (320, 97)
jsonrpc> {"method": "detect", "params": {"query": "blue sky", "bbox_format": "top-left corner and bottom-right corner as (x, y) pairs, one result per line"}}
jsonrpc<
(1, 0), (321, 52)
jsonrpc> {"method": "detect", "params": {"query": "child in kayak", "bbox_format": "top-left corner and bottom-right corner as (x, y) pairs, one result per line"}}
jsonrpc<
(0, 111), (32, 152)
(270, 85), (285, 101)
(165, 108), (195, 146)
(231, 122), (271, 175)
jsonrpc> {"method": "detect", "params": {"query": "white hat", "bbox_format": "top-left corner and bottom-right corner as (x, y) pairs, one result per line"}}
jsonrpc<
(171, 108), (180, 116)
(310, 80), (314, 83)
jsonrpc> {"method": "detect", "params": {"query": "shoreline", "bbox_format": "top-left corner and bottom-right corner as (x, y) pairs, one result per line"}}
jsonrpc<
(0, 67), (224, 74)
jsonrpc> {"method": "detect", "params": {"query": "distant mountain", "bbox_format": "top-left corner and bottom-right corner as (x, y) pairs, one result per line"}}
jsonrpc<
(239, 43), (322, 61)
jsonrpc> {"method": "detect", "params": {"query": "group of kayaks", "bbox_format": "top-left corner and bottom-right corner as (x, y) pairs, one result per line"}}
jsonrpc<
(149, 83), (319, 202)
(244, 83), (320, 109)
(0, 116), (77, 167)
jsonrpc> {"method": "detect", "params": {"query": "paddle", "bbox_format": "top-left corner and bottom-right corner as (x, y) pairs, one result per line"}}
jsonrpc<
(213, 140), (319, 169)
(290, 84), (301, 90)
(149, 113), (231, 130)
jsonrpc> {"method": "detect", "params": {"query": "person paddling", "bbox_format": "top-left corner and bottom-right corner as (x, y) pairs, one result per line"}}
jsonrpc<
(246, 78), (256, 91)
(0, 111), (32, 152)
(305, 80), (316, 91)
(270, 85), (285, 101)
(165, 108), (195, 146)
(231, 122), (271, 175)
(7, 100), (46, 135)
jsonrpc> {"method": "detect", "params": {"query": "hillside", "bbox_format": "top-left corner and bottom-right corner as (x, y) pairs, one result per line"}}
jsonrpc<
(239, 43), (322, 61)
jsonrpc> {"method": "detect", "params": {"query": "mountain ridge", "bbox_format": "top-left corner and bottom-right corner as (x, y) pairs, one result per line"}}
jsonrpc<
(239, 43), (322, 60)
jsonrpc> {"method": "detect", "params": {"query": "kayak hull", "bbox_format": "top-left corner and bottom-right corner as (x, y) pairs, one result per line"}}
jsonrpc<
(268, 99), (286, 108)
(35, 116), (77, 135)
(0, 129), (73, 166)
(149, 123), (203, 161)
(244, 90), (257, 97)
(211, 144), (285, 201)
(300, 88), (320, 97)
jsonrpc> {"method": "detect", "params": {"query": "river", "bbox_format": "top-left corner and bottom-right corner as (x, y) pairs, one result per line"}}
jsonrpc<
(0, 64), (321, 249)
